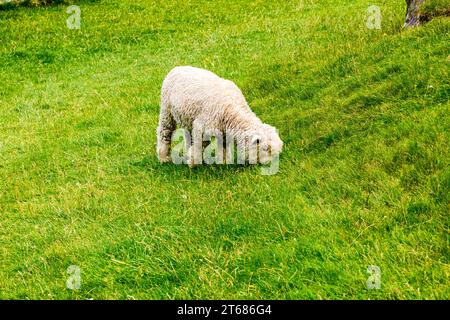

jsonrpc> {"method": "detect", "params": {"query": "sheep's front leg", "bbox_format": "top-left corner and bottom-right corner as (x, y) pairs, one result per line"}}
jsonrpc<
(187, 120), (204, 168)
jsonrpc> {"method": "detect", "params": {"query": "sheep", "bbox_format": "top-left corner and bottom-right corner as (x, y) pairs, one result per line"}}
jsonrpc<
(157, 66), (283, 167)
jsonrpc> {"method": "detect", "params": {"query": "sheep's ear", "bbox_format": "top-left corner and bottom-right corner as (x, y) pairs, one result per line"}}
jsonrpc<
(251, 136), (260, 145)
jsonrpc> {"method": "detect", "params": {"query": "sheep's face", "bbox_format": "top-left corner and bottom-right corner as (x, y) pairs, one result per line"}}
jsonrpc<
(251, 124), (283, 164)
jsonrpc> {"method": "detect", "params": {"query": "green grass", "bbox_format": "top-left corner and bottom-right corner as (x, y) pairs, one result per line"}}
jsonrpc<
(0, 0), (449, 299)
(421, 0), (450, 18)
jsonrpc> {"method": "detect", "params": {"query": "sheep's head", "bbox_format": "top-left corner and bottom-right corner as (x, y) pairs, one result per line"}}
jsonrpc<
(250, 124), (283, 164)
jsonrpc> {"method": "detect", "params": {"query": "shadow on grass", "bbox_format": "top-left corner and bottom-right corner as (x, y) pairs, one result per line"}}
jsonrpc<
(130, 155), (262, 181)
(0, 0), (100, 11)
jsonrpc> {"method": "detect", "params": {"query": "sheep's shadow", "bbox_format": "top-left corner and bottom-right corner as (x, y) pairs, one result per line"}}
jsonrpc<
(130, 154), (263, 181)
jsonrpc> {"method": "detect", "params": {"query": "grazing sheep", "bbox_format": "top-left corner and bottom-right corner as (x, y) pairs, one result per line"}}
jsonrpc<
(157, 66), (283, 167)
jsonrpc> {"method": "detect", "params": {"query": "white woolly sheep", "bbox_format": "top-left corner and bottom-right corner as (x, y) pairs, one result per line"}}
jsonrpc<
(157, 66), (283, 167)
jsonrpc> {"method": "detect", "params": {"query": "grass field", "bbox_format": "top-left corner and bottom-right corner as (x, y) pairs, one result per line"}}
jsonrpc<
(0, 0), (449, 299)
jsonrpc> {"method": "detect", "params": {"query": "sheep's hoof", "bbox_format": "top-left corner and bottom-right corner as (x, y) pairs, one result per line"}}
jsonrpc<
(158, 154), (171, 164)
(187, 157), (198, 168)
(188, 163), (196, 169)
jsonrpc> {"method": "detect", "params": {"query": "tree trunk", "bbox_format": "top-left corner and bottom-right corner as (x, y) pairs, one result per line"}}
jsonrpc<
(404, 0), (425, 28)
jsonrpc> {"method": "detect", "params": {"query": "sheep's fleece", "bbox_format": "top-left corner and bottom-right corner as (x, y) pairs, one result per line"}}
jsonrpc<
(157, 66), (283, 166)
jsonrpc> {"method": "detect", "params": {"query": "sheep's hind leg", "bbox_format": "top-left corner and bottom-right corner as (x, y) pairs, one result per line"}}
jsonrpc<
(157, 105), (176, 164)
